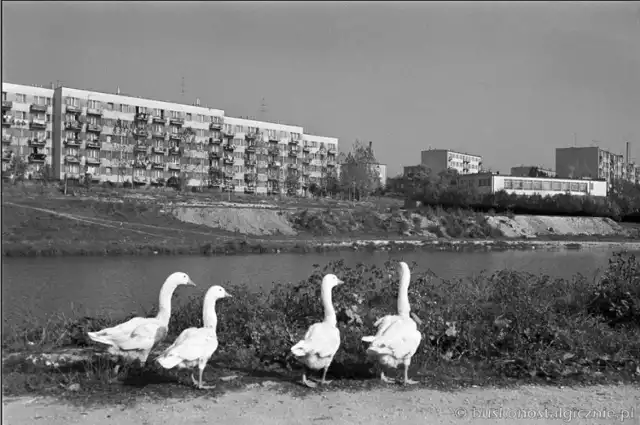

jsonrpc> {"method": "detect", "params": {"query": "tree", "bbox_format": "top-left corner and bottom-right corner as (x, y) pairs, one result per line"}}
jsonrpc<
(8, 153), (27, 182)
(338, 140), (381, 200)
(285, 170), (301, 196)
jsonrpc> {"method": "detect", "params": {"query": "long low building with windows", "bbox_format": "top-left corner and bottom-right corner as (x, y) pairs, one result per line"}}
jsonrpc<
(2, 82), (339, 194)
(457, 172), (608, 197)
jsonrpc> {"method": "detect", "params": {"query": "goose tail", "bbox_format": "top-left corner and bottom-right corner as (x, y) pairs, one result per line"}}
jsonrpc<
(155, 353), (183, 369)
(361, 335), (376, 343)
(87, 331), (114, 346)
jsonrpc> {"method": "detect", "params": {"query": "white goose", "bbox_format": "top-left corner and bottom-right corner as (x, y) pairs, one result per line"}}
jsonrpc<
(155, 285), (232, 390)
(362, 261), (422, 385)
(290, 274), (344, 388)
(87, 272), (196, 382)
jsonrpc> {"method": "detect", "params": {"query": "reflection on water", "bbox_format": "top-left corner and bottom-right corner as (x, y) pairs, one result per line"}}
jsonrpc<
(2, 246), (634, 326)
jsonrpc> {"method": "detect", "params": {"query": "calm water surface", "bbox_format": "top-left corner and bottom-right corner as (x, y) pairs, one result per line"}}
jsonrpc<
(3, 247), (636, 327)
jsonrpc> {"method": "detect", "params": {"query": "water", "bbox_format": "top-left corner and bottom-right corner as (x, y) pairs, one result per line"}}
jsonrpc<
(2, 247), (636, 327)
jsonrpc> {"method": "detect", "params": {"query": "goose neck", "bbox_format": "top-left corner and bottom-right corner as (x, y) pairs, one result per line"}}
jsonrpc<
(321, 284), (337, 325)
(155, 280), (177, 324)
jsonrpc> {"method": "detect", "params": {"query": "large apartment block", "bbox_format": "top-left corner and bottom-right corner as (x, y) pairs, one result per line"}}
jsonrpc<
(2, 83), (55, 175)
(555, 146), (625, 185)
(2, 82), (339, 194)
(420, 149), (482, 175)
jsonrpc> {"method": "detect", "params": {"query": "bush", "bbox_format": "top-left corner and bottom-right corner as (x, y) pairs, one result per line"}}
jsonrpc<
(4, 253), (639, 386)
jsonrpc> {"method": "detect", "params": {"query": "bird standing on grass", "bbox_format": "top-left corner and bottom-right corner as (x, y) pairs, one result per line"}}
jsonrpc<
(87, 272), (196, 383)
(155, 285), (232, 390)
(290, 274), (344, 388)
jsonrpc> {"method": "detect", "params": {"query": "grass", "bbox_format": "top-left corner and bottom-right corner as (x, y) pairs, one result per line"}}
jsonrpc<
(3, 252), (639, 405)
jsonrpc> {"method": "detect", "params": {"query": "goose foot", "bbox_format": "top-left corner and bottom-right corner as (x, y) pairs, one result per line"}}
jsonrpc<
(381, 372), (396, 384)
(403, 378), (419, 385)
(301, 373), (317, 388)
(191, 374), (215, 390)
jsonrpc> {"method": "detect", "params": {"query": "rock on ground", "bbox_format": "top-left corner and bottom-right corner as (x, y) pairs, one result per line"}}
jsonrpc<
(172, 207), (297, 236)
(3, 384), (638, 425)
(486, 216), (627, 238)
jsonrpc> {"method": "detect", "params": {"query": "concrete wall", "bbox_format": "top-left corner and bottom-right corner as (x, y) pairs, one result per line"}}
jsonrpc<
(555, 147), (600, 180)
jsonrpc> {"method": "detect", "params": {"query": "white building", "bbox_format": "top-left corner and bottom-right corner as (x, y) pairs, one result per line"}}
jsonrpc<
(457, 172), (608, 197)
(421, 148), (482, 175)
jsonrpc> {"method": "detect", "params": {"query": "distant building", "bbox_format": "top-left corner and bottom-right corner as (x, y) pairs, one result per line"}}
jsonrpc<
(457, 172), (608, 197)
(420, 148), (482, 175)
(555, 146), (624, 185)
(510, 165), (556, 178)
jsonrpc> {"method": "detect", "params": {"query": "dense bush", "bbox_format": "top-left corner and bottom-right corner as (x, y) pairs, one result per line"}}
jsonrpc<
(4, 253), (639, 386)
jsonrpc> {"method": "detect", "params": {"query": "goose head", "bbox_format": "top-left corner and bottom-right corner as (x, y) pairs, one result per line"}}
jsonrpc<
(206, 285), (233, 300)
(166, 272), (196, 288)
(322, 274), (344, 290)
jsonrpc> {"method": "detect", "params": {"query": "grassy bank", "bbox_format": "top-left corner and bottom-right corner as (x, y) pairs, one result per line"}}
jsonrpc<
(3, 252), (639, 400)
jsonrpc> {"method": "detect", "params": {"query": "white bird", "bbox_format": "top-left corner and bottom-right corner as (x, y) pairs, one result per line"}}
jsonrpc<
(87, 272), (196, 382)
(362, 261), (422, 385)
(290, 274), (344, 388)
(155, 285), (232, 390)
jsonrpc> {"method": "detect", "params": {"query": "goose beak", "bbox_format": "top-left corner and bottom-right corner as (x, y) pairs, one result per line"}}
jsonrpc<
(337, 279), (344, 285)
(225, 292), (233, 298)
(187, 278), (196, 286)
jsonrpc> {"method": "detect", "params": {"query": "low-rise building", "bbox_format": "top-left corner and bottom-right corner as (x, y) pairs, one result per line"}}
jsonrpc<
(457, 172), (608, 197)
(510, 165), (556, 178)
(421, 148), (482, 175)
(555, 146), (625, 185)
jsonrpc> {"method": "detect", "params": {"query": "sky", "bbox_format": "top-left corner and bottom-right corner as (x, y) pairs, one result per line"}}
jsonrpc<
(3, 1), (639, 176)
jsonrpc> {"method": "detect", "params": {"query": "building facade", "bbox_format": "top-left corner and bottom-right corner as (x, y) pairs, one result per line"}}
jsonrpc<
(510, 165), (556, 178)
(555, 146), (625, 185)
(2, 82), (339, 194)
(2, 83), (55, 177)
(420, 149), (482, 175)
(458, 172), (608, 197)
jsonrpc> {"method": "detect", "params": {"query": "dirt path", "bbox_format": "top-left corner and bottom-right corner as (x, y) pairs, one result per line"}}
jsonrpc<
(3, 384), (638, 425)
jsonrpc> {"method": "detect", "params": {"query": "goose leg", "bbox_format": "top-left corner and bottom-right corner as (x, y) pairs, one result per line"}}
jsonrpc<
(380, 371), (396, 384)
(301, 366), (317, 388)
(319, 365), (332, 385)
(403, 359), (418, 385)
(109, 362), (125, 384)
(191, 364), (215, 390)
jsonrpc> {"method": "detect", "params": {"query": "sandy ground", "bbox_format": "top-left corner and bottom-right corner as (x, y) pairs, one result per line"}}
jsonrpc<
(3, 384), (638, 425)
(486, 216), (627, 238)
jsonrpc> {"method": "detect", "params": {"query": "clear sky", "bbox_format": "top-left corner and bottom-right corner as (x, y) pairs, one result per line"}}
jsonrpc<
(3, 1), (639, 176)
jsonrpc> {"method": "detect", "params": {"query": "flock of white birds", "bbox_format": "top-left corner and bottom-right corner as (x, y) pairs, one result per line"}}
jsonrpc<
(87, 262), (422, 389)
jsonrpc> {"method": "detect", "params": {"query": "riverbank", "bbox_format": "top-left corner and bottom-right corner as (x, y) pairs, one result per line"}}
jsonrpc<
(3, 253), (639, 401)
(3, 188), (639, 257)
(4, 384), (638, 424)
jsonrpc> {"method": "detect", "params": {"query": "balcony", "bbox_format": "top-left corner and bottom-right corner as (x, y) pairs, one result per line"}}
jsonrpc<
(288, 163), (299, 170)
(86, 140), (101, 149)
(2, 135), (12, 144)
(206, 136), (222, 146)
(30, 104), (47, 113)
(288, 138), (299, 146)
(223, 173), (233, 181)
(318, 148), (327, 157)
(268, 161), (281, 168)
(223, 143), (236, 152)
(169, 133), (181, 141)
(168, 146), (181, 155)
(245, 132), (258, 141)
(327, 162), (336, 168)
(86, 157), (101, 166)
(268, 175), (279, 182)
(2, 115), (12, 127)
(302, 157), (311, 165)
(86, 123), (102, 133)
(28, 153), (47, 163)
(152, 116), (167, 124)
(133, 128), (148, 138)
(135, 112), (149, 122)
(134, 143), (148, 153)
(133, 160), (147, 169)
(223, 157), (234, 165)
(2, 151), (12, 161)
(245, 159), (257, 167)
(170, 117), (185, 126)
(222, 130), (235, 139)
(152, 130), (166, 139)
(1, 100), (12, 110)
(30, 119), (47, 129)
(302, 169), (310, 176)
(244, 186), (256, 194)
(168, 163), (181, 171)
(64, 139), (82, 147)
(87, 108), (103, 116)
(244, 173), (256, 181)
(65, 105), (82, 114)
(64, 155), (80, 164)
(152, 147), (166, 155)
(64, 121), (83, 131)
(268, 147), (280, 156)
(209, 151), (220, 160)
(245, 144), (256, 153)
(268, 136), (279, 143)
(328, 148), (337, 156)
(209, 122), (222, 131)
(302, 144), (311, 153)
(151, 162), (164, 170)
(288, 150), (299, 157)
(28, 139), (47, 148)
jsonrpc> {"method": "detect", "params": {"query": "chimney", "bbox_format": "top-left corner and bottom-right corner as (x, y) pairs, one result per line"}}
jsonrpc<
(117, 86), (121, 95)
(626, 141), (630, 167)
(196, 98), (200, 106)
(50, 82), (54, 89)
(369, 141), (373, 149)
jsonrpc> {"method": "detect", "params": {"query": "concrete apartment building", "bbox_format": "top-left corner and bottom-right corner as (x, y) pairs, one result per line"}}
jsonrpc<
(420, 148), (482, 175)
(2, 82), (339, 194)
(555, 146), (625, 185)
(458, 172), (608, 197)
(2, 83), (55, 176)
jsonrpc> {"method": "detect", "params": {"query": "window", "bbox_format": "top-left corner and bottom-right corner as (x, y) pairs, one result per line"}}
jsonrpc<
(88, 100), (100, 109)
(522, 180), (532, 190)
(87, 149), (99, 159)
(15, 111), (26, 120)
(235, 125), (243, 133)
(512, 180), (523, 190)
(119, 104), (129, 113)
(16, 94), (26, 103)
(1, 92), (6, 101)
(107, 103), (114, 110)
(578, 183), (587, 193)
(551, 181), (562, 191)
(570, 182), (579, 192)
(541, 181), (551, 190)
(46, 114), (51, 122)
(532, 180), (542, 190)
(154, 108), (162, 117)
(171, 110), (179, 118)
(135, 169), (146, 178)
(561, 182), (570, 191)
(186, 113), (192, 121)
(66, 147), (79, 156)
(65, 164), (80, 174)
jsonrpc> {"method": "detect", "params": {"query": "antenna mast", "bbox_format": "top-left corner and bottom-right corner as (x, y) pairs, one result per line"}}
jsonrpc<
(181, 76), (185, 100)
(260, 98), (267, 121)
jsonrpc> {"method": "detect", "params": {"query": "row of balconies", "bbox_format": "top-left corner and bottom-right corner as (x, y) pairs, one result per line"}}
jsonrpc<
(2, 116), (48, 129)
